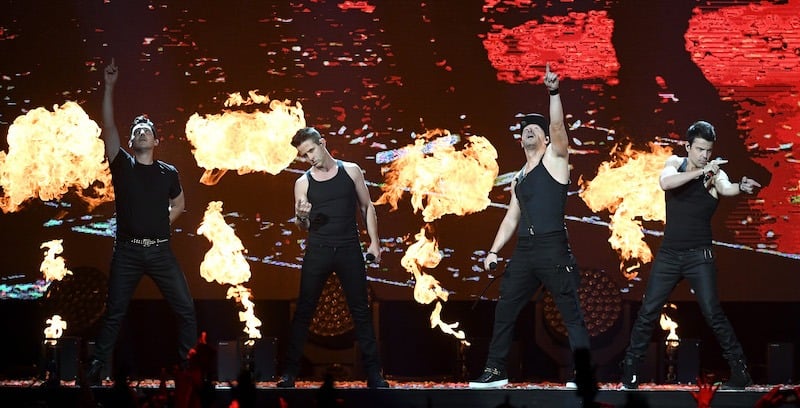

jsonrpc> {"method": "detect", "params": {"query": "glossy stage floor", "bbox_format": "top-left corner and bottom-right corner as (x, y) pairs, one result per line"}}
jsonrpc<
(0, 378), (779, 408)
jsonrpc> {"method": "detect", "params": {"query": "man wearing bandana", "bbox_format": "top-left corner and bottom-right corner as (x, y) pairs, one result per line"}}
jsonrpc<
(86, 59), (197, 384)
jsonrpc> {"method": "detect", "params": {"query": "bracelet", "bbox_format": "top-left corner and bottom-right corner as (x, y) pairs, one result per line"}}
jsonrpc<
(548, 88), (559, 95)
(488, 251), (498, 255)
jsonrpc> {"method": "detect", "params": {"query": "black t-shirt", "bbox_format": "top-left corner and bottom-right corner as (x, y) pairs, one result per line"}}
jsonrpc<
(110, 148), (182, 239)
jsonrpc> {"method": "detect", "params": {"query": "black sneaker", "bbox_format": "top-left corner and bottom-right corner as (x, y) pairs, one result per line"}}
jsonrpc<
(367, 372), (390, 389)
(276, 374), (296, 388)
(85, 359), (105, 386)
(721, 359), (752, 390)
(468, 367), (508, 389)
(621, 358), (639, 390)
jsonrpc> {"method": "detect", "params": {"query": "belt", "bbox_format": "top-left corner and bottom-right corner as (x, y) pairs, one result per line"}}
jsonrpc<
(128, 238), (169, 247)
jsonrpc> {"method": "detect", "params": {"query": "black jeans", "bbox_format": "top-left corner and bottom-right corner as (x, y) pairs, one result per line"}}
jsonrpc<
(625, 246), (745, 362)
(486, 232), (590, 372)
(93, 241), (198, 364)
(283, 243), (381, 376)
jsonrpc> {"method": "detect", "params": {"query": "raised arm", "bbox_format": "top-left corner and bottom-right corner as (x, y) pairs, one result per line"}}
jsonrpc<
(545, 63), (568, 158)
(102, 59), (121, 162)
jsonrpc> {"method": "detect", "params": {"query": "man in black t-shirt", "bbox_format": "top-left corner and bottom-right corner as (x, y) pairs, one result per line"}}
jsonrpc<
(86, 59), (197, 384)
(620, 120), (762, 390)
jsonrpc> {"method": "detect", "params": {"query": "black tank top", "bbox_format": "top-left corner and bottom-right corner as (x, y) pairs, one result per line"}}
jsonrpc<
(306, 160), (360, 246)
(661, 158), (718, 249)
(515, 161), (568, 236)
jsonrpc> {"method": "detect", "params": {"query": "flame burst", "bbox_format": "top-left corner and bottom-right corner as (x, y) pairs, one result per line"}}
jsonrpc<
(659, 303), (680, 345)
(40, 239), (73, 282)
(197, 201), (261, 341)
(579, 143), (673, 280)
(375, 129), (499, 222)
(401, 227), (469, 345)
(0, 102), (113, 212)
(185, 91), (305, 185)
(44, 314), (67, 340)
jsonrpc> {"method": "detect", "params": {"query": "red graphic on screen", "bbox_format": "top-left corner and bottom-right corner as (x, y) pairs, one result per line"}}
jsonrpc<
(481, 1), (800, 255)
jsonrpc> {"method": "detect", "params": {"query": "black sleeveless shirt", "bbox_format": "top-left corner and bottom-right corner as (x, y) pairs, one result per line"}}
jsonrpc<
(515, 161), (569, 237)
(661, 158), (718, 249)
(306, 160), (360, 246)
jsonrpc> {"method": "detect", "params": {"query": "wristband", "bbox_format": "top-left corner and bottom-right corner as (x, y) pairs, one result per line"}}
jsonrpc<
(548, 88), (559, 95)
(488, 251), (498, 255)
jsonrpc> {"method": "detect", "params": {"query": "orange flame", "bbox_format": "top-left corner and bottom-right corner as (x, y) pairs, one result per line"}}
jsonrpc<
(185, 91), (305, 185)
(401, 227), (469, 345)
(375, 129), (499, 222)
(0, 102), (113, 212)
(659, 304), (680, 345)
(579, 143), (673, 280)
(44, 314), (67, 340)
(227, 285), (262, 343)
(197, 201), (261, 340)
(39, 239), (73, 282)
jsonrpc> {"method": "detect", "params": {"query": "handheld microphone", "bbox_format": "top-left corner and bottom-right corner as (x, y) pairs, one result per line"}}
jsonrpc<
(365, 253), (376, 263)
(488, 261), (497, 270)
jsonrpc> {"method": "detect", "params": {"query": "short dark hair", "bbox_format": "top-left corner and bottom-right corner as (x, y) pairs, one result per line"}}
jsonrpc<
(291, 127), (322, 147)
(686, 120), (716, 145)
(130, 114), (156, 138)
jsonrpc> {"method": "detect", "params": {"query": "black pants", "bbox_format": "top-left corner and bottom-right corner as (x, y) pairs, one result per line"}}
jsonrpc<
(625, 246), (745, 362)
(283, 243), (381, 376)
(93, 241), (198, 364)
(486, 231), (590, 372)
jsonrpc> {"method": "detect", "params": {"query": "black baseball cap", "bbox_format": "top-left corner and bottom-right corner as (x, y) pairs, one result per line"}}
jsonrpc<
(519, 113), (549, 137)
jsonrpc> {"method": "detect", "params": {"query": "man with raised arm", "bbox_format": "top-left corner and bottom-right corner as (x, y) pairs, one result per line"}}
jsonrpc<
(86, 59), (197, 384)
(469, 63), (590, 389)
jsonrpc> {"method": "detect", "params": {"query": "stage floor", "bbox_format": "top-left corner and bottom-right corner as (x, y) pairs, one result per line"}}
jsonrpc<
(0, 379), (778, 408)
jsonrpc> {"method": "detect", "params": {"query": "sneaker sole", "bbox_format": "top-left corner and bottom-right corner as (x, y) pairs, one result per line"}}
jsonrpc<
(468, 379), (509, 389)
(565, 381), (577, 389)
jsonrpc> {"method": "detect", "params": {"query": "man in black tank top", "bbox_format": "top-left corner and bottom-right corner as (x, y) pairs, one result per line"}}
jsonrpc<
(86, 60), (198, 384)
(621, 121), (762, 390)
(470, 64), (591, 389)
(276, 127), (388, 388)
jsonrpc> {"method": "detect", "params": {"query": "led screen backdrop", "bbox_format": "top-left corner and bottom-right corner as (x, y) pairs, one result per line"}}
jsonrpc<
(1, 0), (798, 302)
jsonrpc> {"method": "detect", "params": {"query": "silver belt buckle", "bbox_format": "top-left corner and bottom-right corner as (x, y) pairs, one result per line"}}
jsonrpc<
(142, 238), (156, 247)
